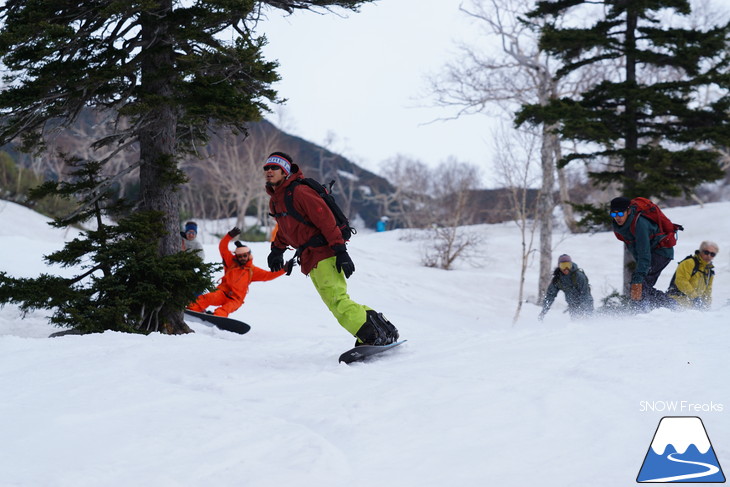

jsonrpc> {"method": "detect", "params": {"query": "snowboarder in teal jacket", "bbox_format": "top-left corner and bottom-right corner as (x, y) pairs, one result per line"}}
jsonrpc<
(610, 196), (674, 309)
(539, 254), (593, 320)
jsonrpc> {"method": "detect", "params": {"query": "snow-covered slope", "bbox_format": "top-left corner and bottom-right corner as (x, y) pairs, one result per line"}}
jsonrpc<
(1, 199), (728, 487)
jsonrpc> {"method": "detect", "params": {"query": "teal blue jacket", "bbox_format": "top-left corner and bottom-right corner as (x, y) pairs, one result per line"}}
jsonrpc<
(613, 214), (674, 284)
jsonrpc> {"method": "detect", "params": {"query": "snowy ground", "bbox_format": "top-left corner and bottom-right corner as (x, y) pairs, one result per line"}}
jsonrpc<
(1, 199), (729, 487)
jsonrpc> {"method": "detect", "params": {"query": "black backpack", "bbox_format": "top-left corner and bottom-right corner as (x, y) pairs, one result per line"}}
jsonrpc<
(275, 177), (356, 244)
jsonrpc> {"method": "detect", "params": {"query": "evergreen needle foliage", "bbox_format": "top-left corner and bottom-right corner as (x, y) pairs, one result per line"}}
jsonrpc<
(0, 212), (216, 334)
(0, 158), (216, 334)
(0, 0), (371, 333)
(518, 0), (730, 204)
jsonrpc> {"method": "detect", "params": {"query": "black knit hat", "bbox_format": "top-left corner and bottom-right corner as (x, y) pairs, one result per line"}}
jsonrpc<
(610, 197), (631, 212)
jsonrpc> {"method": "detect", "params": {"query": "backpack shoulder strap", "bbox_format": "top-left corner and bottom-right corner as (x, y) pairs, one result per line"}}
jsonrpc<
(668, 255), (695, 293)
(628, 209), (643, 235)
(629, 209), (662, 238)
(274, 179), (314, 227)
(691, 255), (701, 276)
(284, 179), (330, 254)
(572, 268), (587, 286)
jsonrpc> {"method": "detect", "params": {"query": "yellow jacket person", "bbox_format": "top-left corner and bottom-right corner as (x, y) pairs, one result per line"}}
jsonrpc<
(667, 241), (718, 309)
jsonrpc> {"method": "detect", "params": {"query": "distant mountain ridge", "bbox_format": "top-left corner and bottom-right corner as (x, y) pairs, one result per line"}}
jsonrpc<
(1, 108), (528, 228)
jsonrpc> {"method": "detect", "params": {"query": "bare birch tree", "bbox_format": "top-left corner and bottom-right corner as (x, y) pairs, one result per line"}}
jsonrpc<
(371, 155), (434, 229)
(179, 123), (282, 237)
(430, 0), (599, 297)
(421, 159), (485, 270)
(493, 125), (542, 324)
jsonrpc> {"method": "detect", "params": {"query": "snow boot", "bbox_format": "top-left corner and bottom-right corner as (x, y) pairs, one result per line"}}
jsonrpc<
(354, 310), (399, 346)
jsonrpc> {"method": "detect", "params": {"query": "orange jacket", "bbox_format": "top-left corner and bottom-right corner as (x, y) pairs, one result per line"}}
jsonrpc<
(217, 234), (285, 302)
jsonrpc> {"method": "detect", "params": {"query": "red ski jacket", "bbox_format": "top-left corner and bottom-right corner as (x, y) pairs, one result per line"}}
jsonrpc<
(266, 167), (344, 274)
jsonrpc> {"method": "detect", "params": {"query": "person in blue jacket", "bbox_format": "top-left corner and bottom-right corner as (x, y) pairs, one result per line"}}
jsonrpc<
(610, 196), (674, 309)
(375, 216), (388, 232)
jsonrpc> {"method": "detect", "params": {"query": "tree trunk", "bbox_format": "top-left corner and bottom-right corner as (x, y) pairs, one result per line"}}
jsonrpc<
(513, 235), (528, 325)
(553, 137), (579, 232)
(622, 7), (639, 293)
(139, 0), (191, 334)
(623, 249), (634, 296)
(538, 123), (555, 300)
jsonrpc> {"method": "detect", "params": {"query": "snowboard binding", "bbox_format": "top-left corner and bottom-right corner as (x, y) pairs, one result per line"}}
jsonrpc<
(355, 310), (399, 347)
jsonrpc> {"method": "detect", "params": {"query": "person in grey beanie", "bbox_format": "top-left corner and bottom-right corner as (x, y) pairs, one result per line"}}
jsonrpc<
(539, 254), (594, 321)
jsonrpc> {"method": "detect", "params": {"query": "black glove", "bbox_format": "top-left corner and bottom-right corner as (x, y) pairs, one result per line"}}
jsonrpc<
(285, 258), (296, 276)
(332, 244), (355, 278)
(268, 247), (285, 272)
(180, 231), (186, 239)
(228, 227), (241, 238)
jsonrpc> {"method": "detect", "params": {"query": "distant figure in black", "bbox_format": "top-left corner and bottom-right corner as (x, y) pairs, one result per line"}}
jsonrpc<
(539, 254), (594, 321)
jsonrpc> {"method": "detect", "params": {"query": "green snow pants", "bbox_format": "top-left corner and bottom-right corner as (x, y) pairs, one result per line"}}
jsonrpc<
(309, 256), (371, 336)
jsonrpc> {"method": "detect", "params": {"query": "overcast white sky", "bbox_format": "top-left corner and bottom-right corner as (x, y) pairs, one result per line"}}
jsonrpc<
(258, 0), (500, 185)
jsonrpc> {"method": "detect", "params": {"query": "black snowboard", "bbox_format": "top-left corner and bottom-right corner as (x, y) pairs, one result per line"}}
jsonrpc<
(184, 309), (251, 335)
(338, 340), (407, 364)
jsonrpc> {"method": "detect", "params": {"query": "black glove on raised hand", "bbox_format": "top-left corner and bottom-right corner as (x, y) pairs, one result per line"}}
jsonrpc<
(332, 244), (355, 278)
(268, 246), (286, 272)
(228, 227), (241, 238)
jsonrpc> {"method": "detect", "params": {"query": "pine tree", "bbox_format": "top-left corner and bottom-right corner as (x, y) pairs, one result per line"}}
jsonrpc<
(0, 157), (216, 334)
(517, 0), (730, 201)
(0, 0), (372, 333)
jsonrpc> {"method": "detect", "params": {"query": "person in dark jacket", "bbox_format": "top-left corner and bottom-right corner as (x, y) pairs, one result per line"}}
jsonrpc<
(263, 152), (399, 346)
(610, 196), (674, 309)
(539, 254), (594, 321)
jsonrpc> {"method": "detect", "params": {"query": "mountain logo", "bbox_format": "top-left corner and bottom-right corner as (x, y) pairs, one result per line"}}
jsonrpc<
(637, 416), (725, 483)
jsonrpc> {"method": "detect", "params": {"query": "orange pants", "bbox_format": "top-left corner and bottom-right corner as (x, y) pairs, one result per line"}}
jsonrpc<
(187, 290), (242, 317)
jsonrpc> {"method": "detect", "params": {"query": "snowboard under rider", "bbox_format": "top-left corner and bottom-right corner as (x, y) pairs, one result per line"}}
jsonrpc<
(187, 227), (285, 317)
(263, 151), (399, 346)
(539, 254), (594, 321)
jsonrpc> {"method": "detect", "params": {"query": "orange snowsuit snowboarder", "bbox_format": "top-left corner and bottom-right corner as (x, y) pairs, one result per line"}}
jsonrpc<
(187, 227), (285, 317)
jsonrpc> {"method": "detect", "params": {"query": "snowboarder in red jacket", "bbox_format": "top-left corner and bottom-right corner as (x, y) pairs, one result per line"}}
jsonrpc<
(264, 151), (399, 346)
